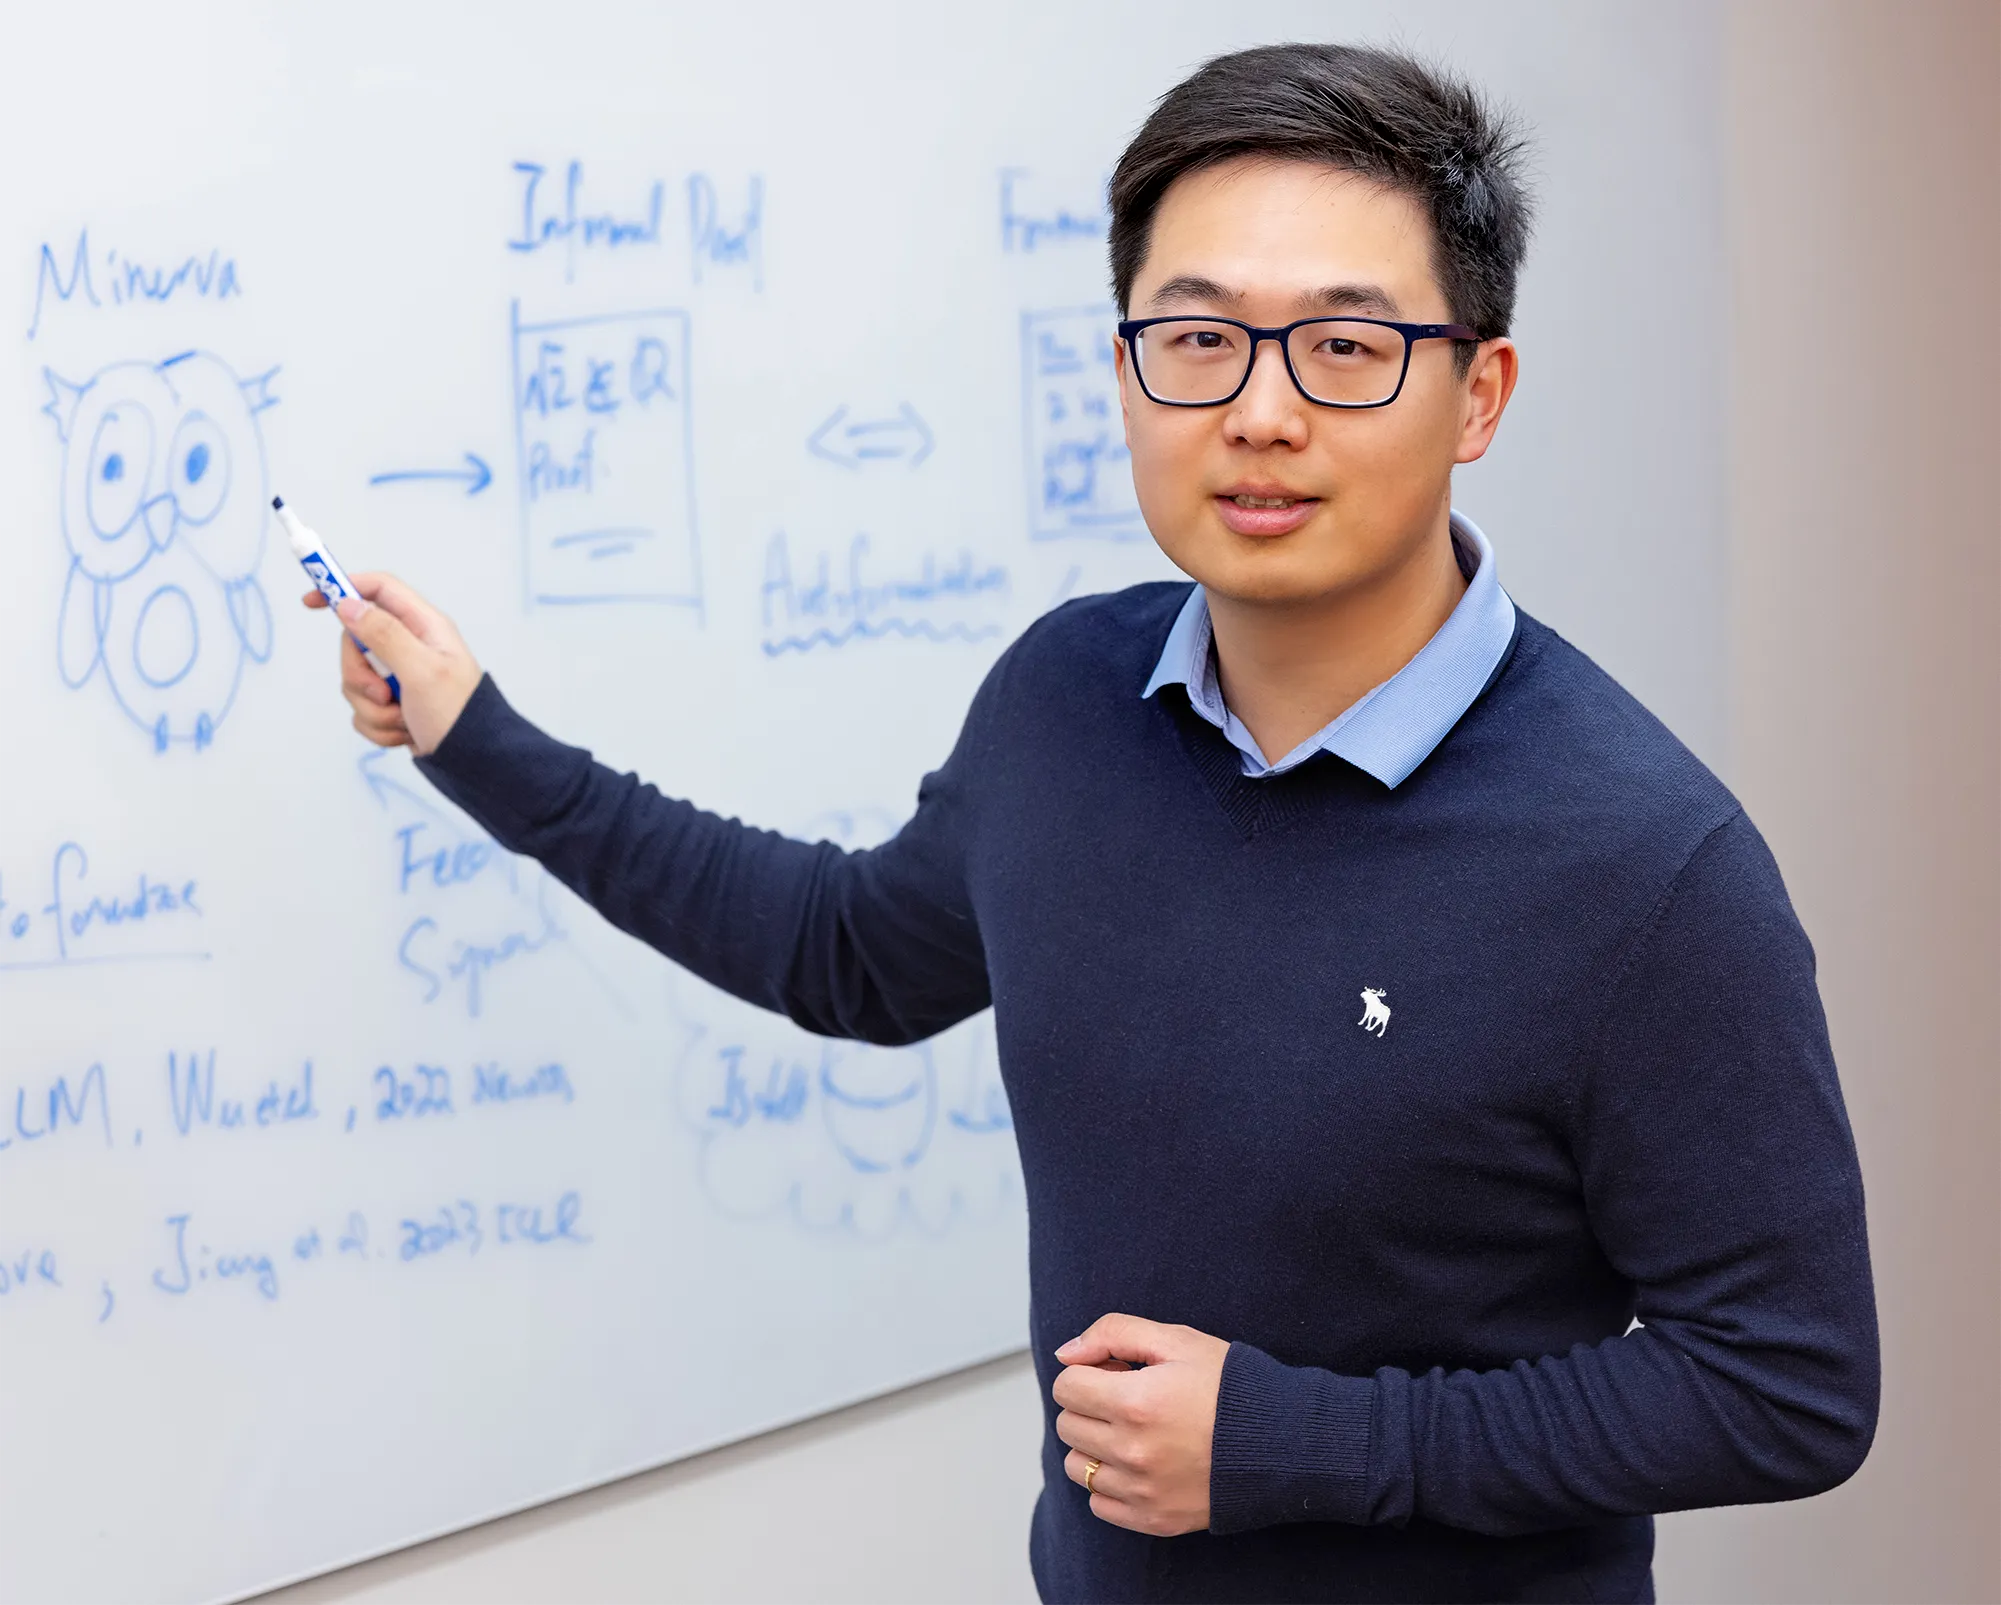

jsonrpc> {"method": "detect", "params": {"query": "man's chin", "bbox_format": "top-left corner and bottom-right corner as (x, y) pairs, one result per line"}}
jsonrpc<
(1160, 536), (1368, 610)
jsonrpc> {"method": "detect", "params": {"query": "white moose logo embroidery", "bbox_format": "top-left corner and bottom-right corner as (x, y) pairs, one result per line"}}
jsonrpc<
(1358, 987), (1392, 1037)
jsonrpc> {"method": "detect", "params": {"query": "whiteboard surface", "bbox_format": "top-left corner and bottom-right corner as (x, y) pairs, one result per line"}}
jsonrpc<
(0, 4), (1723, 1600)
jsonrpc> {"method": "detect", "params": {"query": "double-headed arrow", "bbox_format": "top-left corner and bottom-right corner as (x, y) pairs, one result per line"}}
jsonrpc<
(807, 404), (934, 470)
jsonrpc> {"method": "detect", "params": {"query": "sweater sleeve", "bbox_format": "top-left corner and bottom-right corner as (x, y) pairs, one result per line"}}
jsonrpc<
(411, 674), (993, 1045)
(1209, 809), (1880, 1537)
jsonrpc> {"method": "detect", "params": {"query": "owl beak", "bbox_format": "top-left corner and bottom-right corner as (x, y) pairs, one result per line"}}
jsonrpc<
(141, 494), (177, 553)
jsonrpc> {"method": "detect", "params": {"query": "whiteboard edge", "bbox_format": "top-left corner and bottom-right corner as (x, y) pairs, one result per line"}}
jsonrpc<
(220, 1338), (1034, 1605)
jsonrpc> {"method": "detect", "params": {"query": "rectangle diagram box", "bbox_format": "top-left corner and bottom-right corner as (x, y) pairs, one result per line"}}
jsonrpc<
(1020, 306), (1142, 540)
(511, 303), (702, 609)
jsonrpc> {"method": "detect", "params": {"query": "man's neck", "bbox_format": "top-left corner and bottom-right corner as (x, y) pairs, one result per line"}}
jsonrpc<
(1206, 511), (1470, 766)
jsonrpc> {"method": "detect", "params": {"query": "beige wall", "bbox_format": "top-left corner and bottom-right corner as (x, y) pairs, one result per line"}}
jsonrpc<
(264, 4), (2000, 1601)
(1655, 2), (2001, 1601)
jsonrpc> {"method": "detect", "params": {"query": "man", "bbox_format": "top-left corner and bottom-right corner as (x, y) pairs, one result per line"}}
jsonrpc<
(313, 42), (1877, 1605)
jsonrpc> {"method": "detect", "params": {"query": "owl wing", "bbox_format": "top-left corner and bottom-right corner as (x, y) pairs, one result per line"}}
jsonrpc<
(57, 558), (110, 688)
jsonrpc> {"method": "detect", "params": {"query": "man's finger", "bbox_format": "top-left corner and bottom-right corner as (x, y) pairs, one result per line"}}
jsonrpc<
(1053, 1408), (1120, 1461)
(1086, 1490), (1145, 1532)
(1050, 1362), (1133, 1422)
(1063, 1448), (1134, 1502)
(355, 716), (409, 745)
(336, 594), (424, 679)
(343, 680), (392, 714)
(349, 571), (453, 647)
(302, 589), (329, 610)
(1056, 1312), (1177, 1368)
(352, 707), (411, 748)
(340, 632), (393, 705)
(344, 679), (408, 732)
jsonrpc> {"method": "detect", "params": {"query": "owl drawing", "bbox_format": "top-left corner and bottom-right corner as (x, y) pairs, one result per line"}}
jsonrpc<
(43, 352), (279, 751)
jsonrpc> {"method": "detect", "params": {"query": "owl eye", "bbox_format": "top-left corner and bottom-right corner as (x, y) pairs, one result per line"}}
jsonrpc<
(86, 404), (155, 542)
(168, 411), (231, 526)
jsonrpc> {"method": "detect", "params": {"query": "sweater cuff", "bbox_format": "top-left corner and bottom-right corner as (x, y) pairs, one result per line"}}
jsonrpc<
(414, 674), (587, 842)
(1208, 1342), (1376, 1535)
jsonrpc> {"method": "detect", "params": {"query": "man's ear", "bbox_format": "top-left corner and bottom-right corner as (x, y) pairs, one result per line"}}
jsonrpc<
(1112, 332), (1135, 442)
(1454, 338), (1519, 466)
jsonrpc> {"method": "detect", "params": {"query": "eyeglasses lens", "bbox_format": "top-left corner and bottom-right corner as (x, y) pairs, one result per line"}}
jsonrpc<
(1134, 320), (1408, 406)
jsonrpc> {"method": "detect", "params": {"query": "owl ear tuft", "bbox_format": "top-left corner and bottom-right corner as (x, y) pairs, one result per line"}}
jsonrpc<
(42, 369), (89, 441)
(239, 365), (280, 414)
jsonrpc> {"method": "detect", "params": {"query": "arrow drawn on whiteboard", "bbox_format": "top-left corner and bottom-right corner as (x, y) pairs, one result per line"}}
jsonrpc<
(368, 452), (493, 495)
(358, 749), (441, 816)
(807, 404), (934, 469)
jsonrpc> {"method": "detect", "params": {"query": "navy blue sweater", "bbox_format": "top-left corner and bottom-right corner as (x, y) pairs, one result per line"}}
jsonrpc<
(418, 587), (1878, 1604)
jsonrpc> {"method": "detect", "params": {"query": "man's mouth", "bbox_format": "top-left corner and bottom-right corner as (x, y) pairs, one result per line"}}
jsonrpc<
(1214, 490), (1320, 536)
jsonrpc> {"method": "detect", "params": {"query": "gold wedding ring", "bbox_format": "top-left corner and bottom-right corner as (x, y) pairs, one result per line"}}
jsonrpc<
(1083, 1458), (1101, 1494)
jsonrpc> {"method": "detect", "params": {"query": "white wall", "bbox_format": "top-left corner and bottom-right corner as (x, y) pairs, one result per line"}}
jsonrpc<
(263, 4), (2000, 1601)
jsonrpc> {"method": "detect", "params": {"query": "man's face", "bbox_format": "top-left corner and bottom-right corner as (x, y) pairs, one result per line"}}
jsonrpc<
(1118, 157), (1507, 606)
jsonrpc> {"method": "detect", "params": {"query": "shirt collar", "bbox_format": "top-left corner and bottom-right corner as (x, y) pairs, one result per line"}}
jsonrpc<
(1142, 510), (1517, 788)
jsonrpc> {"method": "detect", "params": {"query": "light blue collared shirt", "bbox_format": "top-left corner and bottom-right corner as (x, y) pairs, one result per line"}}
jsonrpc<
(1141, 511), (1517, 788)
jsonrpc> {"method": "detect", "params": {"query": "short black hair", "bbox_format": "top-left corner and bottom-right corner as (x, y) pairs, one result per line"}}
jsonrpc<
(1108, 43), (1534, 358)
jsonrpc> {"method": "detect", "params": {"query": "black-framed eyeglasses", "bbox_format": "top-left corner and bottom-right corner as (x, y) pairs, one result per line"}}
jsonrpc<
(1116, 315), (1480, 409)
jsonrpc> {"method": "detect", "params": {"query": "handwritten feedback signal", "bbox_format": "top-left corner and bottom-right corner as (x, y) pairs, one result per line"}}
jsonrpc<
(357, 751), (613, 1021)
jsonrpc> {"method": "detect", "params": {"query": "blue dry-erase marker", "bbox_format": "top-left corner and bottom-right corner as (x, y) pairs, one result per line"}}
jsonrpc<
(274, 496), (402, 701)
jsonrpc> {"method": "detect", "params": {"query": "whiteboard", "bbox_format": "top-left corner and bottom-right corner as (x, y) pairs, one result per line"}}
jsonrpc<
(0, 4), (1724, 1600)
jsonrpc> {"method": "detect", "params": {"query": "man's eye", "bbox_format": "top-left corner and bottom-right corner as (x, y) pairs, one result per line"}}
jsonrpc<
(1322, 339), (1361, 357)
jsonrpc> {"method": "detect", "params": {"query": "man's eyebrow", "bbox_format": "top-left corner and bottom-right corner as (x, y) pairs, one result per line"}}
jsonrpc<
(1301, 283), (1402, 317)
(1145, 274), (1241, 309)
(1141, 277), (1406, 318)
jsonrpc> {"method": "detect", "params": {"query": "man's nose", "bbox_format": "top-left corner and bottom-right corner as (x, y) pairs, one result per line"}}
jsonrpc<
(1225, 339), (1308, 450)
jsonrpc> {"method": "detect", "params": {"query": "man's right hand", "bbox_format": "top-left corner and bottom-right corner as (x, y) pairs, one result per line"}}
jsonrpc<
(301, 572), (484, 756)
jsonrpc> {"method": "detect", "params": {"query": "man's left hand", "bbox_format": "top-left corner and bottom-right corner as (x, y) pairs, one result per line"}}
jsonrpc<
(1052, 1314), (1230, 1537)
